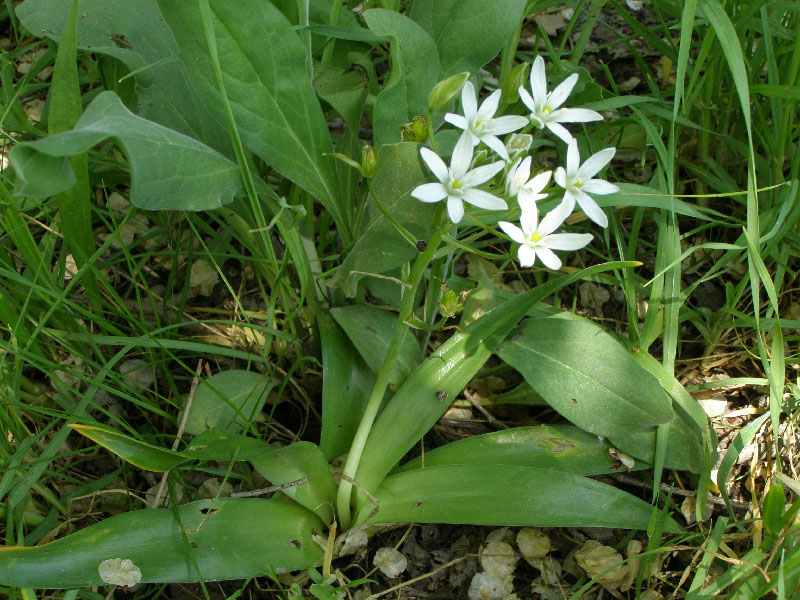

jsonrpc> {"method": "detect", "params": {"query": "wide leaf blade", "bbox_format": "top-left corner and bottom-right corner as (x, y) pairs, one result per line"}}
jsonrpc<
(157, 0), (350, 239)
(356, 464), (681, 532)
(496, 316), (674, 438)
(394, 425), (631, 475)
(0, 498), (324, 588)
(9, 91), (242, 210)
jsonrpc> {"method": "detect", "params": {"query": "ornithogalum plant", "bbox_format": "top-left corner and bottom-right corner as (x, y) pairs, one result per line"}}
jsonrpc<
(0, 0), (716, 591)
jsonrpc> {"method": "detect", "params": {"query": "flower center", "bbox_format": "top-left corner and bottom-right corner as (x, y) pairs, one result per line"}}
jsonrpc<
(573, 177), (583, 188)
(473, 118), (485, 133)
(530, 232), (542, 243)
(542, 105), (552, 116)
(448, 178), (464, 196)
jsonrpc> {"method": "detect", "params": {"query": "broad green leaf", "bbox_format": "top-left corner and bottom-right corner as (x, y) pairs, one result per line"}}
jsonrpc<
(330, 304), (421, 389)
(318, 314), (375, 461)
(313, 63), (368, 130)
(406, 0), (526, 77)
(158, 0), (351, 240)
(356, 464), (681, 532)
(353, 262), (641, 500)
(70, 424), (194, 472)
(17, 0), (233, 155)
(0, 498), (323, 588)
(395, 425), (635, 475)
(71, 425), (275, 471)
(363, 9), (439, 148)
(9, 91), (243, 210)
(496, 316), (674, 438)
(249, 442), (337, 524)
(608, 416), (704, 473)
(184, 370), (277, 436)
(336, 142), (436, 297)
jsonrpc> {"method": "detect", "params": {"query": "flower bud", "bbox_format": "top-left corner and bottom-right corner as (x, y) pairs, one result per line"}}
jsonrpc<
(402, 115), (428, 143)
(438, 286), (468, 317)
(428, 71), (469, 110)
(505, 133), (533, 162)
(360, 143), (379, 178)
(501, 61), (529, 105)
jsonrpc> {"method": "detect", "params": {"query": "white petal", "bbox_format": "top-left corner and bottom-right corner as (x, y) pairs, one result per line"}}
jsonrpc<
(481, 135), (510, 161)
(462, 160), (505, 187)
(530, 56), (547, 105)
(575, 190), (608, 227)
(451, 133), (474, 177)
(411, 182), (448, 203)
(518, 187), (547, 205)
(546, 232), (593, 251)
(550, 107), (603, 123)
(447, 196), (465, 223)
(499, 221), (525, 244)
(546, 122), (573, 144)
(582, 179), (619, 195)
(461, 81), (477, 118)
(444, 113), (469, 129)
(462, 188), (507, 211)
(518, 86), (537, 114)
(519, 200), (539, 234)
(566, 138), (580, 176)
(559, 192), (576, 212)
(530, 169), (553, 193)
(536, 247), (563, 270)
(578, 147), (616, 179)
(517, 244), (537, 267)
(487, 115), (529, 136)
(538, 201), (571, 235)
(553, 166), (568, 189)
(548, 73), (578, 109)
(478, 89), (501, 119)
(506, 157), (531, 196)
(419, 147), (449, 182)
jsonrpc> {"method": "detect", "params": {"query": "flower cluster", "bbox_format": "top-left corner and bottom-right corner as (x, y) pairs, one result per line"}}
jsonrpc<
(411, 56), (619, 269)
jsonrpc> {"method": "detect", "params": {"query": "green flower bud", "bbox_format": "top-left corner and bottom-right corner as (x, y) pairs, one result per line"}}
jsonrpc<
(428, 71), (470, 111)
(402, 115), (428, 143)
(438, 286), (469, 318)
(501, 61), (530, 105)
(361, 143), (379, 178)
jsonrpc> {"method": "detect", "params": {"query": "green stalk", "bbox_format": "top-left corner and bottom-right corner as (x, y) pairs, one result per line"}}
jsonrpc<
(336, 225), (446, 528)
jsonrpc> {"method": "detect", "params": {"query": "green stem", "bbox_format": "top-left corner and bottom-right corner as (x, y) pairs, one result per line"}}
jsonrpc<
(336, 225), (446, 528)
(366, 179), (418, 249)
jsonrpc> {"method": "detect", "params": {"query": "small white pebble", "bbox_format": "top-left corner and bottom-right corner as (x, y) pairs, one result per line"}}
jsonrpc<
(373, 547), (407, 578)
(98, 558), (142, 587)
(190, 259), (219, 297)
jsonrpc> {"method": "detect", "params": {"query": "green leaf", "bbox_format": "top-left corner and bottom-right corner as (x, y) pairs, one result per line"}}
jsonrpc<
(157, 0), (351, 240)
(0, 498), (324, 588)
(496, 316), (674, 438)
(318, 314), (375, 461)
(395, 425), (632, 475)
(71, 425), (275, 471)
(17, 0), (233, 155)
(184, 370), (278, 436)
(607, 414), (704, 473)
(313, 63), (368, 130)
(353, 262), (641, 499)
(9, 91), (243, 210)
(356, 464), (681, 532)
(249, 442), (337, 524)
(406, 0), (526, 76)
(330, 305), (421, 390)
(363, 9), (439, 148)
(336, 142), (436, 297)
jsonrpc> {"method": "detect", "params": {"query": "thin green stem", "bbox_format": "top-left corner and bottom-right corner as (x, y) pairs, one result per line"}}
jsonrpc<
(336, 225), (447, 529)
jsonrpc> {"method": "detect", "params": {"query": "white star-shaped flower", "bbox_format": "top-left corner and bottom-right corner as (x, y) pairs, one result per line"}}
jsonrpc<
(444, 82), (528, 161)
(499, 199), (592, 270)
(519, 56), (603, 144)
(505, 157), (552, 205)
(411, 134), (506, 224)
(554, 138), (619, 228)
